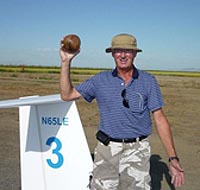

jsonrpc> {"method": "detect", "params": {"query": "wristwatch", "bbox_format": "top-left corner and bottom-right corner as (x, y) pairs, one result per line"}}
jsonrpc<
(168, 156), (180, 162)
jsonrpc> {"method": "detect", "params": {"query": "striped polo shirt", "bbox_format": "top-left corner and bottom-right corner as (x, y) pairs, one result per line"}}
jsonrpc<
(75, 67), (164, 139)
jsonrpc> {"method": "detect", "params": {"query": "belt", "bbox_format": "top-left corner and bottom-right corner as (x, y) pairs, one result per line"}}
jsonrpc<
(110, 135), (147, 143)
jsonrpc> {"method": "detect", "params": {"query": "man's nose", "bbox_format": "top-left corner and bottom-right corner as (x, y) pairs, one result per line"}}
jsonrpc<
(120, 51), (126, 57)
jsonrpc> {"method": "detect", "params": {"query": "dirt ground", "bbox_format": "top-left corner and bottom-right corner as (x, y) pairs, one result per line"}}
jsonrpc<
(0, 72), (200, 190)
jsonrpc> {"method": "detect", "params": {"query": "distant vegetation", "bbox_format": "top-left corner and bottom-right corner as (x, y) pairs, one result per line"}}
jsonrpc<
(0, 65), (200, 77)
(0, 65), (108, 75)
(147, 70), (200, 77)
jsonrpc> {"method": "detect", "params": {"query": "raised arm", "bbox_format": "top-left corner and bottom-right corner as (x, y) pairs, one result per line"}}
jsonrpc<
(59, 45), (81, 101)
(153, 108), (185, 187)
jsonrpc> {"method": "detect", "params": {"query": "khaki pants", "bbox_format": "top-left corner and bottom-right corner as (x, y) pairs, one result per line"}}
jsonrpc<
(91, 138), (151, 190)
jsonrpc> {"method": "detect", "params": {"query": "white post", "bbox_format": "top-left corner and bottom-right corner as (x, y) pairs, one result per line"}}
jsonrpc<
(0, 95), (93, 190)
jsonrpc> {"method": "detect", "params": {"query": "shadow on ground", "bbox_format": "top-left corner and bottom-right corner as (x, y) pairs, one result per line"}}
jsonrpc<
(150, 154), (175, 190)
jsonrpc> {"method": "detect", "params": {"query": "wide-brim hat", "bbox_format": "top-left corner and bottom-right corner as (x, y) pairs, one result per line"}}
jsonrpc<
(105, 33), (142, 53)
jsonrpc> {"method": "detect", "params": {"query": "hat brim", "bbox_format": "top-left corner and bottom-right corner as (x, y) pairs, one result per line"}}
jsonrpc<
(105, 47), (142, 53)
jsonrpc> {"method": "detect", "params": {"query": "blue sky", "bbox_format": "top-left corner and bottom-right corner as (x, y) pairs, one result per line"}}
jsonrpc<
(0, 0), (200, 70)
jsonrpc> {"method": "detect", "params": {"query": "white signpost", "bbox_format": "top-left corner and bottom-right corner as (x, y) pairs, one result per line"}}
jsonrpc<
(0, 94), (93, 190)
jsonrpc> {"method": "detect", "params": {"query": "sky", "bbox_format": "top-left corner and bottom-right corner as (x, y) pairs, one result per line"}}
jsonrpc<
(0, 0), (200, 71)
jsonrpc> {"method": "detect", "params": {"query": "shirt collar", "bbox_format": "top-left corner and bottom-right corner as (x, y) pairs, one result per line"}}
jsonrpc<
(112, 66), (139, 79)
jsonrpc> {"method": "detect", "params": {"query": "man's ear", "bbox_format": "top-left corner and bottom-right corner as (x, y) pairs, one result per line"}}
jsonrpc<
(133, 51), (137, 58)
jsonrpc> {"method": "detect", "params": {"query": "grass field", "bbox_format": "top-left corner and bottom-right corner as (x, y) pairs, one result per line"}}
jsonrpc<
(0, 66), (200, 190)
(0, 64), (200, 77)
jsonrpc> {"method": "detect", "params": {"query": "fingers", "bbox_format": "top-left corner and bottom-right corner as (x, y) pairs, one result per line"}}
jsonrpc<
(171, 171), (185, 187)
(59, 36), (80, 65)
(60, 40), (67, 53)
(60, 37), (68, 52)
(60, 37), (65, 47)
(169, 161), (185, 187)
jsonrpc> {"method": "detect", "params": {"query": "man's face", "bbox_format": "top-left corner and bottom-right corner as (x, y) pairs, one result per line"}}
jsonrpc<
(112, 49), (137, 70)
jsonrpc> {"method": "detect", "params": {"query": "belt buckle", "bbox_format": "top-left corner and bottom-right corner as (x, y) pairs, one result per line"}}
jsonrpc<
(123, 138), (130, 143)
(122, 138), (129, 143)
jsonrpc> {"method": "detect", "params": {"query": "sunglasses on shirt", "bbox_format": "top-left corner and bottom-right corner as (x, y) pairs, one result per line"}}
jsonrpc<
(121, 89), (130, 108)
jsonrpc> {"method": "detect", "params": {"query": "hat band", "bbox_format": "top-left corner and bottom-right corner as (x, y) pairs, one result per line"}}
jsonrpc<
(106, 45), (142, 53)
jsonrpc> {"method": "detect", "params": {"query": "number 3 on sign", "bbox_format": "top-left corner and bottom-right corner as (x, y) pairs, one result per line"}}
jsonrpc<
(46, 137), (64, 169)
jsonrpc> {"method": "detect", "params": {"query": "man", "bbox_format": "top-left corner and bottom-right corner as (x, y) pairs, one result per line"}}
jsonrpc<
(60, 33), (185, 190)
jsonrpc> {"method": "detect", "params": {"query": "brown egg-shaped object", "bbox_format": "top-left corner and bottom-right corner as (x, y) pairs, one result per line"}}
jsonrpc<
(61, 34), (81, 53)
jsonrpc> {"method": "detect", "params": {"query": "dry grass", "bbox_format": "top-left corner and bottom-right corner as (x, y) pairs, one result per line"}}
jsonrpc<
(0, 72), (200, 190)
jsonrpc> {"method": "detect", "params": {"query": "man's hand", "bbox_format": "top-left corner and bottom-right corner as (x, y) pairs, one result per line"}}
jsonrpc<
(169, 159), (185, 187)
(60, 38), (80, 64)
(59, 37), (81, 101)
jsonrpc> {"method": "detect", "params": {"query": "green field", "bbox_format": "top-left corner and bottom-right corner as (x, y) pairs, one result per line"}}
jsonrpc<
(0, 65), (107, 75)
(0, 65), (200, 77)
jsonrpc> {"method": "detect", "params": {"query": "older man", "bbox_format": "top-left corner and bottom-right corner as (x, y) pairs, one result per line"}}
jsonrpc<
(59, 33), (184, 190)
